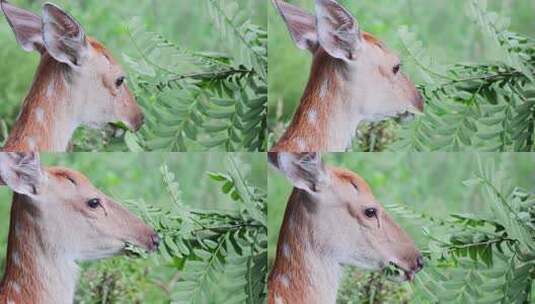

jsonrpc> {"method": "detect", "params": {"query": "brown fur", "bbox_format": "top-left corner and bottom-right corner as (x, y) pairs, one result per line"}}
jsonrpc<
(0, 194), (45, 303)
(2, 52), (68, 151)
(271, 48), (339, 152)
(268, 189), (311, 303)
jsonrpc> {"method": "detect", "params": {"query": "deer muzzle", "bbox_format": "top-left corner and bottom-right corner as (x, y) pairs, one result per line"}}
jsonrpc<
(389, 253), (424, 282)
(412, 91), (425, 112)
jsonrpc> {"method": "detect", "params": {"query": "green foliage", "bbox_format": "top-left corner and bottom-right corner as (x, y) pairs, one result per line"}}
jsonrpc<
(337, 270), (410, 304)
(75, 257), (159, 303)
(393, 0), (535, 152)
(388, 158), (534, 303)
(123, 157), (267, 303)
(125, 0), (267, 152)
(351, 120), (400, 152)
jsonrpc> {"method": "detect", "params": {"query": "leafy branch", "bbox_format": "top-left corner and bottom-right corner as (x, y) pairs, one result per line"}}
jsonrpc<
(388, 158), (535, 303)
(393, 0), (535, 152)
(121, 157), (266, 304)
(122, 0), (267, 152)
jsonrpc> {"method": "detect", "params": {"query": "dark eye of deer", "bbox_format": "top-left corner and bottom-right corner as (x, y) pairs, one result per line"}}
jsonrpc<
(393, 64), (400, 75)
(87, 198), (101, 209)
(364, 208), (377, 218)
(115, 76), (125, 87)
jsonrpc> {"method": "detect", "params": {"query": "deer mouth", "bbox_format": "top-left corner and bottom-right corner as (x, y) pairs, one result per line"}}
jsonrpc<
(384, 261), (416, 282)
(397, 111), (415, 123)
(367, 107), (422, 124)
(109, 117), (143, 133)
(123, 234), (159, 257)
(124, 242), (151, 258)
(395, 107), (423, 124)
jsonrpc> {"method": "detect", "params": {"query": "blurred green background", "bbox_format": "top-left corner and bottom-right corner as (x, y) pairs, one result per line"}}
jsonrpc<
(0, 0), (267, 150)
(268, 0), (535, 140)
(0, 152), (266, 302)
(268, 153), (535, 268)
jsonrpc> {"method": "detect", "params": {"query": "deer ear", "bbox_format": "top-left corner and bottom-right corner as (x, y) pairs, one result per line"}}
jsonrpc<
(1, 1), (45, 53)
(0, 152), (43, 196)
(269, 152), (329, 193)
(315, 0), (361, 61)
(42, 3), (88, 68)
(272, 0), (318, 53)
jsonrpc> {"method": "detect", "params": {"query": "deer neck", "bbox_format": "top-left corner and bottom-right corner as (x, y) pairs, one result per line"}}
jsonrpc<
(269, 189), (341, 304)
(273, 50), (360, 152)
(3, 55), (78, 152)
(0, 193), (78, 304)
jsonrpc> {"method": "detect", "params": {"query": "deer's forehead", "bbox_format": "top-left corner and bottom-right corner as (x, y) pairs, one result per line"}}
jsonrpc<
(46, 167), (91, 186)
(88, 37), (118, 64)
(87, 37), (123, 75)
(361, 34), (399, 64)
(330, 167), (372, 194)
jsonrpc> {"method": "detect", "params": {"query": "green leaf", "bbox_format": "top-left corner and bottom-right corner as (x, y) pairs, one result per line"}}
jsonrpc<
(124, 131), (144, 152)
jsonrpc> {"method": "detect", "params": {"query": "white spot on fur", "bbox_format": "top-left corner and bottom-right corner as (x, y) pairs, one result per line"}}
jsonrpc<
(307, 110), (317, 124)
(27, 137), (36, 150)
(282, 243), (290, 258)
(14, 223), (21, 236)
(288, 218), (296, 231)
(274, 295), (285, 304)
(35, 107), (45, 123)
(7, 300), (15, 304)
(12, 251), (20, 266)
(279, 274), (290, 288)
(46, 82), (54, 98)
(297, 138), (306, 151)
(319, 78), (330, 99)
(11, 282), (21, 294)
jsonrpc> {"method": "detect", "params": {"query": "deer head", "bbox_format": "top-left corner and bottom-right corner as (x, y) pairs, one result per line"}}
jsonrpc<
(0, 152), (159, 260)
(272, 0), (424, 151)
(269, 153), (423, 285)
(1, 1), (143, 151)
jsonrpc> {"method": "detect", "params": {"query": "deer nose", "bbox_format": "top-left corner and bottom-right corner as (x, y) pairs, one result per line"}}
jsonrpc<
(415, 254), (424, 272)
(413, 92), (424, 112)
(133, 113), (144, 131)
(149, 233), (160, 251)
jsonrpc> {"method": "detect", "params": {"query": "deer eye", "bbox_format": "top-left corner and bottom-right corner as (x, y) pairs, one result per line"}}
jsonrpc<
(364, 208), (377, 218)
(115, 76), (125, 87)
(87, 198), (101, 209)
(393, 64), (401, 75)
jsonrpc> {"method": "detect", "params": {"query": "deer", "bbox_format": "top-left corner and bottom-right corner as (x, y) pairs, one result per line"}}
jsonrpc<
(268, 152), (424, 303)
(271, 0), (424, 152)
(0, 1), (144, 152)
(0, 152), (160, 304)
